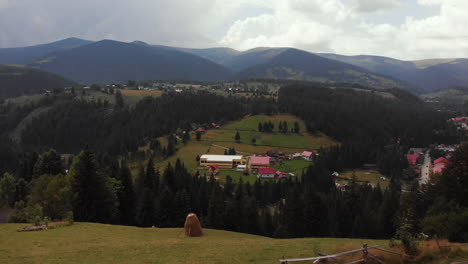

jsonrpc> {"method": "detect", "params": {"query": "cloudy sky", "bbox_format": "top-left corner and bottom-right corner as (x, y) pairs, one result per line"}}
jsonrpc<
(0, 0), (467, 60)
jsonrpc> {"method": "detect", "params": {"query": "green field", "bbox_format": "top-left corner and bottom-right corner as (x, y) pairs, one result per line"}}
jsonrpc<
(0, 223), (395, 264)
(273, 159), (311, 177)
(2, 223), (465, 264)
(204, 114), (336, 151)
(130, 115), (335, 183)
(339, 170), (389, 189)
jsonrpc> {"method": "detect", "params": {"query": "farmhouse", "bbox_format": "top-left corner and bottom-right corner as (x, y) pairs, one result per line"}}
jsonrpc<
(301, 151), (314, 161)
(199, 155), (243, 169)
(248, 156), (270, 170)
(406, 154), (420, 166)
(258, 168), (276, 179)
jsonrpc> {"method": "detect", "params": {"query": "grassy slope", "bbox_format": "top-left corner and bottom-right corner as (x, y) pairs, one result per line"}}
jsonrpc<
(132, 115), (336, 183)
(339, 170), (389, 189)
(0, 223), (391, 264)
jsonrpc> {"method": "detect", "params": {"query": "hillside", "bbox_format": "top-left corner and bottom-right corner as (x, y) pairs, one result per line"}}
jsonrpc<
(0, 65), (77, 98)
(319, 53), (468, 93)
(0, 38), (92, 65)
(0, 222), (390, 264)
(1, 223), (466, 264)
(235, 49), (406, 90)
(29, 40), (233, 83)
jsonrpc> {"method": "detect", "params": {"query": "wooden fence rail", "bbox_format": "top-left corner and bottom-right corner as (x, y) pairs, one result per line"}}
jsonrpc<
(280, 244), (403, 264)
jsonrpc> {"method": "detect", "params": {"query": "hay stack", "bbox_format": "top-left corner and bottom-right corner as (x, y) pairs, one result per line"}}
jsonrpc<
(184, 213), (203, 237)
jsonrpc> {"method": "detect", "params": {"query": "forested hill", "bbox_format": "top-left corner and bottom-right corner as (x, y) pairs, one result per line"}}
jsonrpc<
(29, 40), (233, 83)
(0, 38), (92, 65)
(235, 49), (407, 90)
(0, 65), (77, 98)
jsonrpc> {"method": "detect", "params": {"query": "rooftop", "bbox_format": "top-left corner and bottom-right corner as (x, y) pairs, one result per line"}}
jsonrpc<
(200, 155), (243, 162)
(250, 156), (270, 165)
(258, 168), (275, 174)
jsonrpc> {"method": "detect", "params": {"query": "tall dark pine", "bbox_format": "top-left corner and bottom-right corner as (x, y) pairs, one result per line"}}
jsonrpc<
(117, 161), (135, 225)
(68, 150), (118, 223)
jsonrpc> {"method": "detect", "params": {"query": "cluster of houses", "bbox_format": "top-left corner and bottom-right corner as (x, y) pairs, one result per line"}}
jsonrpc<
(448, 117), (468, 132)
(199, 150), (316, 179)
(406, 145), (455, 176)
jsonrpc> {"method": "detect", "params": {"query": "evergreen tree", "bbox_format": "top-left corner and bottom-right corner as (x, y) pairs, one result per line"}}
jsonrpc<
(33, 149), (64, 178)
(118, 161), (135, 225)
(258, 122), (263, 132)
(68, 150), (118, 223)
(114, 90), (124, 110)
(294, 121), (300, 133)
(235, 131), (241, 143)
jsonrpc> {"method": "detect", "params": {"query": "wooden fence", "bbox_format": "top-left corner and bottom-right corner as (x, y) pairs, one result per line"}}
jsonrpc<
(280, 244), (404, 264)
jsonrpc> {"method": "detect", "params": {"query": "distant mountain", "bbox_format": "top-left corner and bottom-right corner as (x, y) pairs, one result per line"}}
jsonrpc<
(0, 65), (76, 98)
(235, 49), (406, 90)
(0, 38), (93, 65)
(2, 38), (466, 92)
(181, 47), (241, 67)
(184, 47), (287, 72)
(30, 40), (232, 83)
(318, 54), (468, 93)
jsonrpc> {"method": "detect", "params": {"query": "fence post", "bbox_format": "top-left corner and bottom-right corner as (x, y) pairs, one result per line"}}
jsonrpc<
(363, 244), (368, 263)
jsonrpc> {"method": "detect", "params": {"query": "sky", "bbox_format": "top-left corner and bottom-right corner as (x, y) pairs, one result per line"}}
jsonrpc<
(0, 0), (467, 60)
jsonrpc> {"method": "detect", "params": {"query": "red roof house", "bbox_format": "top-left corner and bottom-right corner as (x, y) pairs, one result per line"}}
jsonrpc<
(434, 157), (449, 165)
(258, 168), (276, 179)
(249, 156), (270, 169)
(301, 151), (314, 160)
(406, 154), (420, 166)
(433, 163), (447, 174)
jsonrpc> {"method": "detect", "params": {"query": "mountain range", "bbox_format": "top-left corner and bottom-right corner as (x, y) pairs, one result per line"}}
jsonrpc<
(0, 37), (467, 94)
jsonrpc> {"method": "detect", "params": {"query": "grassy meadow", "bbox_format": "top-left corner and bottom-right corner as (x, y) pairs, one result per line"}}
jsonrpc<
(130, 114), (336, 182)
(338, 170), (389, 189)
(0, 223), (395, 264)
(1, 223), (466, 264)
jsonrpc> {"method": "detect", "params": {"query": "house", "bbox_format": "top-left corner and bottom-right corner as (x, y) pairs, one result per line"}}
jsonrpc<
(301, 151), (314, 161)
(211, 123), (220, 128)
(406, 154), (420, 166)
(276, 171), (288, 178)
(434, 157), (449, 165)
(199, 155), (243, 169)
(248, 156), (270, 169)
(433, 163), (447, 174)
(258, 168), (276, 179)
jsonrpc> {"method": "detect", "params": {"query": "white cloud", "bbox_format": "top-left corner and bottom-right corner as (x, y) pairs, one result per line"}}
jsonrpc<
(219, 0), (468, 60)
(351, 0), (402, 13)
(0, 0), (467, 60)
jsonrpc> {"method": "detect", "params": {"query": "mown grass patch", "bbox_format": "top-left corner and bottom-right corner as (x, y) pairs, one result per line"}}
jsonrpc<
(339, 170), (389, 189)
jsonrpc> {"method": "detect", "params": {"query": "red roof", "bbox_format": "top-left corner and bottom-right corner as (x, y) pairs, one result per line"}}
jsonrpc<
(406, 154), (420, 165)
(250, 156), (270, 165)
(434, 157), (449, 165)
(301, 151), (313, 157)
(433, 163), (447, 174)
(196, 128), (206, 132)
(258, 168), (275, 174)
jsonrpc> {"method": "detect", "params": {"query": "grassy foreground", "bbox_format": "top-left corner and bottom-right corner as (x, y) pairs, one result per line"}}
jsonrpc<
(1, 223), (467, 264)
(0, 223), (389, 264)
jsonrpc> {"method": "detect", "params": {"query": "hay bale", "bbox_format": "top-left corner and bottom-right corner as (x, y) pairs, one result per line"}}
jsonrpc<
(184, 213), (203, 237)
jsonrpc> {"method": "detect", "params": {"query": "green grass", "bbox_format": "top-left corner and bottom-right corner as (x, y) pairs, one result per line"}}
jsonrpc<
(272, 159), (311, 177)
(339, 170), (389, 189)
(0, 222), (397, 264)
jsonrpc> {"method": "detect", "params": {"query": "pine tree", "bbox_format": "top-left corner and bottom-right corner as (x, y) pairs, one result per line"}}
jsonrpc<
(258, 122), (263, 132)
(294, 121), (300, 133)
(114, 90), (124, 110)
(235, 131), (240, 142)
(68, 150), (118, 222)
(117, 161), (135, 225)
